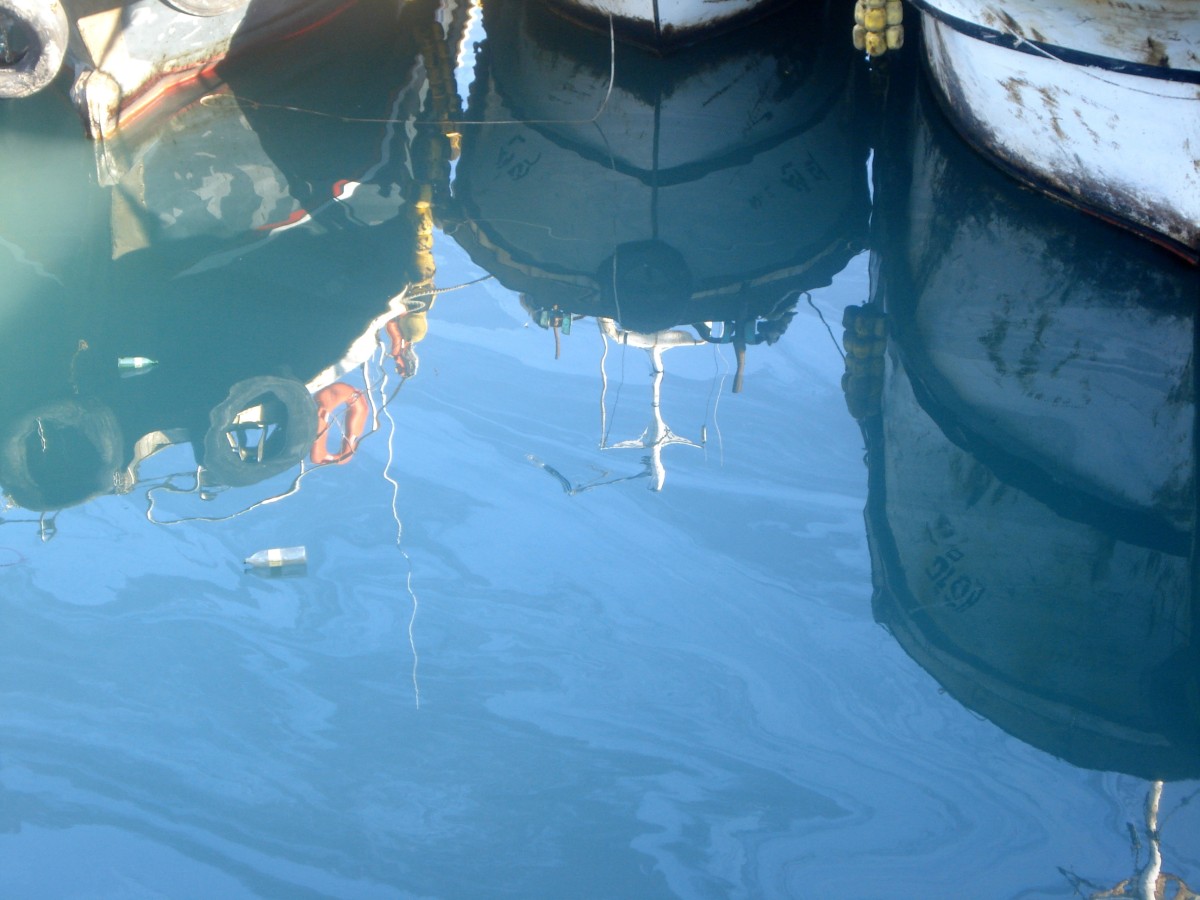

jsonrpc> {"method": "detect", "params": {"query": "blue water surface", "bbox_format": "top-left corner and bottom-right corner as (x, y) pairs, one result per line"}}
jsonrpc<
(1, 1), (1197, 897)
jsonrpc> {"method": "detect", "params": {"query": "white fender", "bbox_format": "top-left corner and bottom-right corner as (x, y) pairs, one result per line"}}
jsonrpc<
(0, 0), (68, 99)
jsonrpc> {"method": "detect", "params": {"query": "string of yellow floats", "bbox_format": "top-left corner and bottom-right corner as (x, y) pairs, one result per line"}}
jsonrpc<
(853, 0), (904, 56)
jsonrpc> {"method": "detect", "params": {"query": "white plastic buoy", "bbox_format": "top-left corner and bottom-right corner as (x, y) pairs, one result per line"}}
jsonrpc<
(117, 356), (158, 376)
(244, 546), (307, 569)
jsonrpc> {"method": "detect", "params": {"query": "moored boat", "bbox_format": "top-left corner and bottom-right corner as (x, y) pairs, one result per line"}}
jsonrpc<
(538, 0), (795, 49)
(848, 55), (1200, 781)
(449, 0), (870, 359)
(908, 0), (1200, 263)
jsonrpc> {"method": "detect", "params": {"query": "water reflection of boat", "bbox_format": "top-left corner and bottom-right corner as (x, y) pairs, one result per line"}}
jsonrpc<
(527, 318), (707, 493)
(0, 1), (458, 519)
(1, 0), (368, 138)
(851, 61), (1200, 782)
(448, 0), (869, 371)
(99, 0), (448, 259)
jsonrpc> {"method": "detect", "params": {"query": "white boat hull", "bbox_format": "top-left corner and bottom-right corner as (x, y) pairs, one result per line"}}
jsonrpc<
(542, 0), (791, 47)
(913, 0), (1200, 262)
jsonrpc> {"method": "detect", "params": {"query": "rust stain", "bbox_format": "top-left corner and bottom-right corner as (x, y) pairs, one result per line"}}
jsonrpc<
(1036, 86), (1060, 111)
(996, 9), (1024, 39)
(1145, 36), (1170, 67)
(1073, 109), (1101, 146)
(1035, 86), (1067, 141)
(1001, 76), (1028, 110)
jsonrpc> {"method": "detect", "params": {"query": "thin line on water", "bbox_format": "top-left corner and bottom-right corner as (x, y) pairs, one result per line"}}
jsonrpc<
(711, 342), (728, 462)
(378, 346), (420, 710)
(806, 290), (844, 361)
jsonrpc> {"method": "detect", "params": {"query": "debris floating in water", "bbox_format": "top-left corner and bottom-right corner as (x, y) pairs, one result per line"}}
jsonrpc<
(244, 546), (307, 569)
(118, 356), (158, 376)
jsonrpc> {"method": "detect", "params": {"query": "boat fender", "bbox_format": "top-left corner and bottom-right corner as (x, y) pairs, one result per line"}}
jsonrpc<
(202, 376), (317, 487)
(161, 0), (251, 16)
(0, 0), (69, 99)
(852, 0), (903, 57)
(0, 398), (124, 511)
(840, 305), (888, 420)
(310, 382), (368, 465)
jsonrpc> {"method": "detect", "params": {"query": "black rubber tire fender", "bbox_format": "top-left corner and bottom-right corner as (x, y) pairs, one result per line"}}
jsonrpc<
(202, 376), (318, 488)
(0, 0), (69, 99)
(0, 398), (124, 512)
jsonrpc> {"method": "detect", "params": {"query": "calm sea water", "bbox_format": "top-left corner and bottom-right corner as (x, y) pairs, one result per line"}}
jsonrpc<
(1, 2), (1197, 897)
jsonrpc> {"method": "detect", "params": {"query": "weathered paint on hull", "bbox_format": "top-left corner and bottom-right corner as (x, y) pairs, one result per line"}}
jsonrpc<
(914, 1), (1200, 263)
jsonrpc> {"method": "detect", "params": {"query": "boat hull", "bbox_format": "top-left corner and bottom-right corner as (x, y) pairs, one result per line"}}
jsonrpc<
(540, 0), (794, 49)
(451, 0), (869, 333)
(914, 0), (1200, 262)
(65, 0), (359, 137)
(857, 53), (1200, 781)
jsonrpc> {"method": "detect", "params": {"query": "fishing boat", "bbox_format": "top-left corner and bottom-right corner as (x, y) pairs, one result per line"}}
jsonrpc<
(539, 0), (794, 49)
(449, 0), (870, 376)
(848, 58), (1200, 781)
(0, 0), (419, 138)
(907, 0), (1200, 263)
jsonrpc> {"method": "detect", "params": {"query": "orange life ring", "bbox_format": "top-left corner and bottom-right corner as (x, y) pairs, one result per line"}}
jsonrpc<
(310, 383), (368, 465)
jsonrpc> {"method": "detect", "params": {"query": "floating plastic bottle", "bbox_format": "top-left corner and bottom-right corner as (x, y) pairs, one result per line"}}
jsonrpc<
(118, 356), (158, 377)
(244, 546), (307, 569)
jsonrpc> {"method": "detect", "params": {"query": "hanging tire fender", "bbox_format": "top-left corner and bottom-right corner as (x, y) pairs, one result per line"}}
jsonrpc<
(0, 398), (124, 512)
(0, 0), (69, 99)
(202, 376), (318, 488)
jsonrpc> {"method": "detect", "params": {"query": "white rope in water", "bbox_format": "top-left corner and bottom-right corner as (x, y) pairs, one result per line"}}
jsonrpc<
(377, 337), (421, 710)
